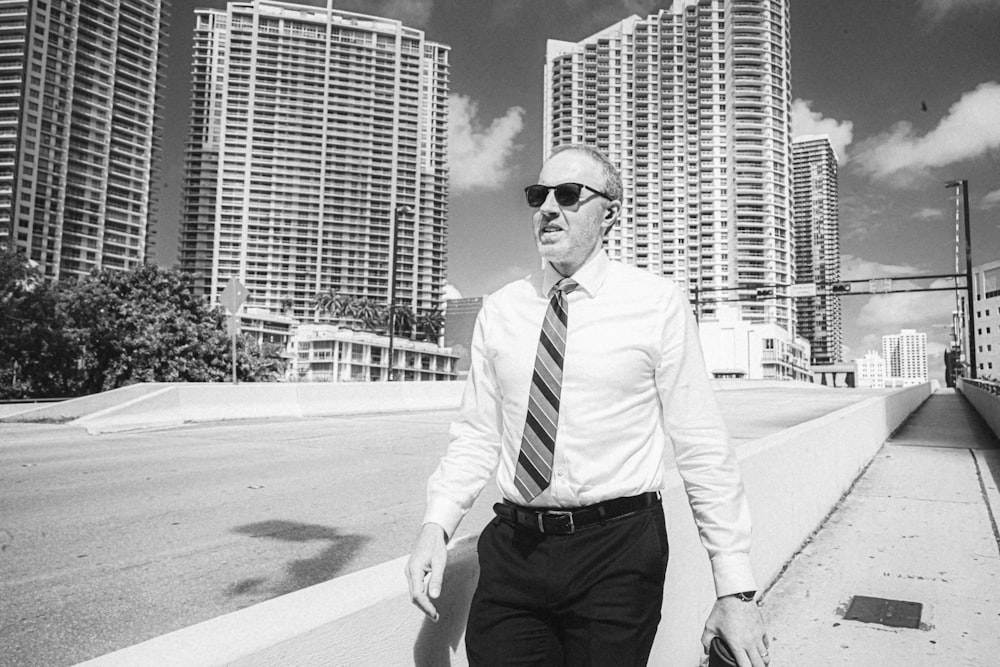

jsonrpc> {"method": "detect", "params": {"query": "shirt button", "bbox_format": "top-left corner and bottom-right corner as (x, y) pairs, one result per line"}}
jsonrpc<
(556, 469), (565, 477)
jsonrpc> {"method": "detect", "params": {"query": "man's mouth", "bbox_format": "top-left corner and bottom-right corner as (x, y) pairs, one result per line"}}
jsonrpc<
(539, 224), (563, 240)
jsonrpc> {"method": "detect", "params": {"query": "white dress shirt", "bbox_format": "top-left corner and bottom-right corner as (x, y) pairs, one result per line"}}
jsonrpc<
(424, 250), (755, 595)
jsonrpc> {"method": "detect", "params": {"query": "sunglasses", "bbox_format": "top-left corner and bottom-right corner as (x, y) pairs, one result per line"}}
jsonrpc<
(524, 182), (613, 208)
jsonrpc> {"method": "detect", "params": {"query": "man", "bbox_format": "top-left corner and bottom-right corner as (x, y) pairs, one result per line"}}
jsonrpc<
(406, 145), (769, 666)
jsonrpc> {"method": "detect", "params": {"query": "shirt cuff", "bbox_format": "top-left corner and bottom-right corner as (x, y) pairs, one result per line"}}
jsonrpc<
(422, 495), (467, 541)
(710, 552), (757, 598)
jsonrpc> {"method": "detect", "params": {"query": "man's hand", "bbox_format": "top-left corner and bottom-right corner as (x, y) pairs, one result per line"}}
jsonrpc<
(701, 595), (770, 667)
(405, 522), (448, 622)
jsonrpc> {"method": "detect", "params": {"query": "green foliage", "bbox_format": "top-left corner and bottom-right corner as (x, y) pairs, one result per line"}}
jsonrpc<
(0, 250), (287, 399)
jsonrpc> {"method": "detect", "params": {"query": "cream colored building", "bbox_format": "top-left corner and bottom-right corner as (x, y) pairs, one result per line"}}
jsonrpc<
(855, 350), (886, 389)
(288, 324), (457, 383)
(699, 306), (811, 381)
(882, 329), (928, 387)
(972, 259), (1000, 378)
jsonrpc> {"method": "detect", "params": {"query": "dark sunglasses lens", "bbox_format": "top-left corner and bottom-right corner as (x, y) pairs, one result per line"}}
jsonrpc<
(553, 184), (583, 206)
(525, 185), (548, 207)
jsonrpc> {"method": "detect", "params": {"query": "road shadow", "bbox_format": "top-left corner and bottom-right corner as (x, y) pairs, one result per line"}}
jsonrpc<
(226, 519), (371, 599)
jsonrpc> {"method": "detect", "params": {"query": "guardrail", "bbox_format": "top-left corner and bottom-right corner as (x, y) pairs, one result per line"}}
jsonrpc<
(77, 383), (932, 667)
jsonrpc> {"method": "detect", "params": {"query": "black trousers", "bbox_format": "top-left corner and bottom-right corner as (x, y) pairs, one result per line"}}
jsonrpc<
(466, 502), (669, 667)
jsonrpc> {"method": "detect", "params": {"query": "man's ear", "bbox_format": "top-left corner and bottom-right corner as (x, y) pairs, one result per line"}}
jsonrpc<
(601, 200), (622, 234)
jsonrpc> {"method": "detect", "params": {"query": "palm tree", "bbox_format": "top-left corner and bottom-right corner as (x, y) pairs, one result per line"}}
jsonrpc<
(387, 303), (415, 337)
(415, 308), (445, 341)
(313, 288), (349, 320)
(349, 297), (383, 332)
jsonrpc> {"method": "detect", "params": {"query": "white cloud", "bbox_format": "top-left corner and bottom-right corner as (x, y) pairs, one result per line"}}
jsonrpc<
(918, 0), (1000, 22)
(914, 207), (943, 220)
(983, 188), (1000, 208)
(791, 99), (853, 163)
(449, 94), (525, 195)
(840, 254), (921, 281)
(853, 81), (1000, 182)
(856, 291), (957, 331)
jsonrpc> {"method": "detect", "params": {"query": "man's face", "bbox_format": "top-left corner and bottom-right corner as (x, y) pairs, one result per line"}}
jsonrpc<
(532, 151), (621, 277)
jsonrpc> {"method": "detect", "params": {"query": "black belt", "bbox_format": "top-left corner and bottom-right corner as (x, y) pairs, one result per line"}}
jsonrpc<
(493, 492), (660, 535)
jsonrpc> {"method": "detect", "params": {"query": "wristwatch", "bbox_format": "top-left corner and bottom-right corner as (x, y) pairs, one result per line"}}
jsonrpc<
(729, 590), (757, 602)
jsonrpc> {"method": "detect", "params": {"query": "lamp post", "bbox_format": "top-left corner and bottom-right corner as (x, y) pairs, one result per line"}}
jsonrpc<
(945, 180), (976, 379)
(387, 204), (413, 381)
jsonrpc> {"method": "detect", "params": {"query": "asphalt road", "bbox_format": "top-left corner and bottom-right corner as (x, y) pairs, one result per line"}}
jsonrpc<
(0, 386), (884, 666)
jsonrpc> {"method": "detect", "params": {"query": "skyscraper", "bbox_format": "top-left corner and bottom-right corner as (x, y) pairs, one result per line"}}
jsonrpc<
(544, 0), (793, 328)
(179, 1), (450, 323)
(0, 0), (169, 280)
(792, 135), (842, 365)
(882, 329), (928, 387)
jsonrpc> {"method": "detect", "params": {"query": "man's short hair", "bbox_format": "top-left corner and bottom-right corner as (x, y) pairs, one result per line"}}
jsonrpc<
(551, 144), (623, 203)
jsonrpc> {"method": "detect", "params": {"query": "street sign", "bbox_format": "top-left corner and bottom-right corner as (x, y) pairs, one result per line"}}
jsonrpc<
(869, 278), (893, 294)
(788, 283), (817, 297)
(219, 277), (249, 313)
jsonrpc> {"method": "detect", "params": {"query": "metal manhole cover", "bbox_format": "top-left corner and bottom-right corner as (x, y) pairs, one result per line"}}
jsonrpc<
(844, 595), (922, 629)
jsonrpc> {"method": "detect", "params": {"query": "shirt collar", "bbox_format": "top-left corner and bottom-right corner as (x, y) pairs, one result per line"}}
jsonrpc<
(541, 249), (609, 298)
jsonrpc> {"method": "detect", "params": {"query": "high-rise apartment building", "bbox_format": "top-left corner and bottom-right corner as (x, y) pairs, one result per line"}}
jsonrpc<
(792, 135), (842, 365)
(0, 0), (168, 279)
(544, 0), (793, 328)
(179, 2), (450, 322)
(882, 329), (928, 387)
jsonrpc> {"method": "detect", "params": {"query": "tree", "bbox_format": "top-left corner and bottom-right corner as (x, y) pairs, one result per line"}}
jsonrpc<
(386, 303), (415, 337)
(313, 287), (349, 320)
(0, 249), (74, 399)
(414, 308), (445, 342)
(1, 261), (288, 398)
(346, 296), (384, 332)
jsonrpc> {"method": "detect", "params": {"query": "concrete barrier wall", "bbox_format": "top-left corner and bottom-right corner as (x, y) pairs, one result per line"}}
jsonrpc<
(957, 379), (1000, 438)
(64, 382), (466, 433)
(76, 383), (931, 667)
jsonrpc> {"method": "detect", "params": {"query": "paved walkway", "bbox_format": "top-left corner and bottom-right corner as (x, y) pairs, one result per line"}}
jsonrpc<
(762, 389), (1000, 666)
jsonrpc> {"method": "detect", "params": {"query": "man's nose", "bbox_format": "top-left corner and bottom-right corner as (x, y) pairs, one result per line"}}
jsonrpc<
(539, 189), (561, 215)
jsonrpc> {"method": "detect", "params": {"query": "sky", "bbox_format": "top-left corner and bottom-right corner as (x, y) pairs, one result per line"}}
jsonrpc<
(155, 0), (1000, 382)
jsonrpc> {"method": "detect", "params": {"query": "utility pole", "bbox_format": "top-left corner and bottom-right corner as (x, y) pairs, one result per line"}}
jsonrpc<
(946, 180), (976, 379)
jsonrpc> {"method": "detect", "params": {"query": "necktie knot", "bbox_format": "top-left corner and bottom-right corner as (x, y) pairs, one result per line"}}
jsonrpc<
(552, 278), (578, 296)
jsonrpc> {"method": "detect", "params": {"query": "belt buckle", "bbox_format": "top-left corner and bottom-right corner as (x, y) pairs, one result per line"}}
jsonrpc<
(541, 510), (575, 535)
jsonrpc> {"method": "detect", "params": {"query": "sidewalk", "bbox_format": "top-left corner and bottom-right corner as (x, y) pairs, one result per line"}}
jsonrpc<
(761, 389), (1000, 665)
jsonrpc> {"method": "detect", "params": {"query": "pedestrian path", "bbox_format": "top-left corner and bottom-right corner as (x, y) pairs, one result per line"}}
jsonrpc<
(761, 389), (1000, 666)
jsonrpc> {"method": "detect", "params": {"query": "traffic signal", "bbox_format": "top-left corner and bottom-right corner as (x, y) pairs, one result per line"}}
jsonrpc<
(830, 283), (851, 294)
(755, 288), (774, 299)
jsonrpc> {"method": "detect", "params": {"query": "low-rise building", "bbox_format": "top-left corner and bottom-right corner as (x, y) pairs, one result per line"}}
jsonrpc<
(288, 324), (458, 383)
(855, 350), (886, 389)
(972, 259), (1000, 378)
(699, 306), (812, 382)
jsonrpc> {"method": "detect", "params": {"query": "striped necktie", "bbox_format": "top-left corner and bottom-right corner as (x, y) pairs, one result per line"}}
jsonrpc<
(514, 277), (578, 503)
